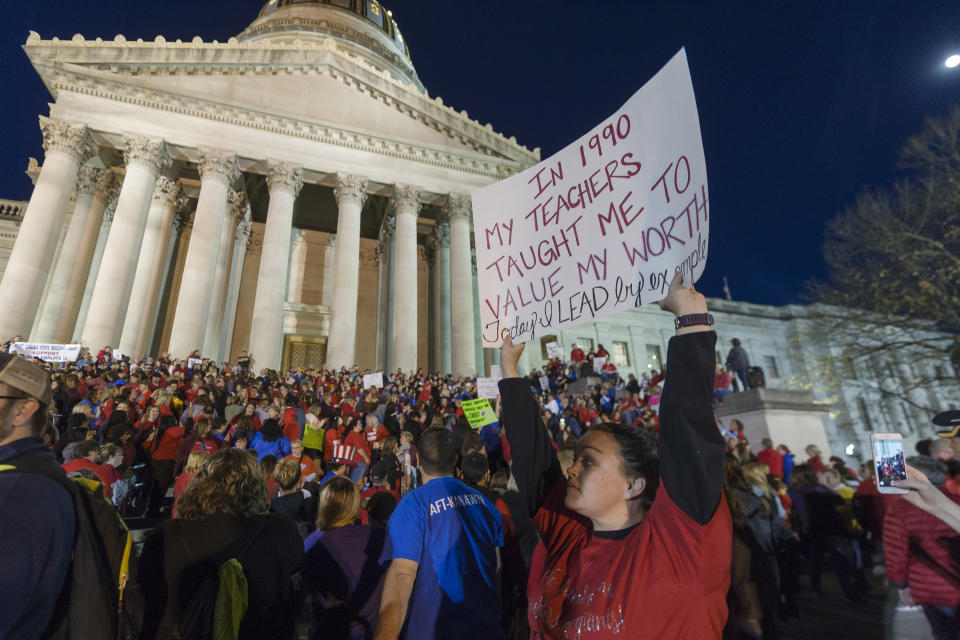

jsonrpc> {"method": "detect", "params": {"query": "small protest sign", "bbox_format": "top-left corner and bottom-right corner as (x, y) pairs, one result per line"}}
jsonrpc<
(546, 342), (564, 359)
(593, 356), (607, 370)
(11, 342), (81, 363)
(112, 349), (123, 361)
(539, 375), (550, 391)
(476, 377), (500, 399)
(490, 365), (503, 380)
(187, 357), (203, 368)
(472, 48), (708, 346)
(461, 398), (498, 428)
(362, 372), (384, 389)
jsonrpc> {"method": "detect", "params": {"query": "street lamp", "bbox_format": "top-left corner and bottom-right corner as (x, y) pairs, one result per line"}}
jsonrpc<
(947, 54), (960, 69)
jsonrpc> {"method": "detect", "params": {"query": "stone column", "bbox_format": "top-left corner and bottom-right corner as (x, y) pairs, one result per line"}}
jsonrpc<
(117, 176), (180, 357)
(0, 117), (94, 339)
(321, 234), (336, 306)
(433, 221), (452, 374)
(167, 150), (239, 358)
(383, 216), (396, 372)
(473, 248), (485, 375)
(82, 136), (172, 350)
(74, 185), (119, 342)
(145, 207), (188, 356)
(287, 228), (308, 304)
(326, 173), (368, 369)
(202, 189), (244, 360)
(55, 169), (113, 343)
(248, 161), (303, 371)
(221, 216), (252, 361)
(374, 236), (387, 370)
(446, 194), (476, 376)
(33, 165), (104, 342)
(424, 240), (437, 371)
(390, 184), (421, 373)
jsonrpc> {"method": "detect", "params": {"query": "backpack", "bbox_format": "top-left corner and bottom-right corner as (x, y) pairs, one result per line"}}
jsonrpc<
(0, 456), (144, 640)
(176, 519), (266, 640)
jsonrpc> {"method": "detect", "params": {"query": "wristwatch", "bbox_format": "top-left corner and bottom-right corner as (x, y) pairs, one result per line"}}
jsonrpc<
(674, 313), (715, 330)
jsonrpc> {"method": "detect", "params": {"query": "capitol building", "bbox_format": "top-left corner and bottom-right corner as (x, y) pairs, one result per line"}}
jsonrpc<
(0, 0), (957, 460)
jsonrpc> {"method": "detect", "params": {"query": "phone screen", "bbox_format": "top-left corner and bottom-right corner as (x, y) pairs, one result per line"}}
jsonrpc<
(872, 437), (907, 488)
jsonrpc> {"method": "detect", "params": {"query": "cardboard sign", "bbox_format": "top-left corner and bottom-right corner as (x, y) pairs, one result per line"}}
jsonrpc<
(593, 356), (607, 370)
(476, 377), (501, 399)
(187, 357), (203, 368)
(539, 375), (550, 391)
(461, 398), (498, 427)
(473, 49), (708, 346)
(362, 372), (384, 389)
(546, 341), (564, 359)
(112, 349), (123, 361)
(10, 342), (81, 363)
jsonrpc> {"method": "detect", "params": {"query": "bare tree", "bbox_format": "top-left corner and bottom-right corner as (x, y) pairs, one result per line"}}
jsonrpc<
(805, 105), (960, 412)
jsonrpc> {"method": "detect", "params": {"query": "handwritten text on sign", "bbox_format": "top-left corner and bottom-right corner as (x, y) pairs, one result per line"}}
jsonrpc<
(472, 49), (708, 346)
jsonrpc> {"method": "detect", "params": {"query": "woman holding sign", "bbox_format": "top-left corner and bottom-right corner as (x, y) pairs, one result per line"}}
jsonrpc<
(498, 272), (730, 638)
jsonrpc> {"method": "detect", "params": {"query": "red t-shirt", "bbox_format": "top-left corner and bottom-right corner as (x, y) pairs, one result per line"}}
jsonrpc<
(528, 481), (731, 638)
(358, 486), (401, 524)
(62, 458), (110, 498)
(807, 456), (826, 473)
(282, 407), (300, 442)
(284, 453), (319, 482)
(571, 348), (585, 363)
(323, 426), (345, 461)
(344, 430), (370, 464)
(756, 448), (784, 478)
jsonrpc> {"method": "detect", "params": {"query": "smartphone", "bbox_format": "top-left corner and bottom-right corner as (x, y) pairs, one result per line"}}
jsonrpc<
(870, 433), (909, 494)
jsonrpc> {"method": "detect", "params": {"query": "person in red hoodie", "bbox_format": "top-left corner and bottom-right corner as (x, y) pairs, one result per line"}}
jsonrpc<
(756, 438), (784, 478)
(282, 394), (300, 442)
(884, 455), (960, 638)
(142, 414), (185, 515)
(805, 444), (826, 473)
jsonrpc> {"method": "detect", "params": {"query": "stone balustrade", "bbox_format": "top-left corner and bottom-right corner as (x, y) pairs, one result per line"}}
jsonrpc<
(0, 199), (28, 220)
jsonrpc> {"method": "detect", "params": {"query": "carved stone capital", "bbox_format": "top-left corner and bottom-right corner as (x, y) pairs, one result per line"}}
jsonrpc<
(334, 173), (368, 207)
(103, 184), (122, 225)
(39, 117), (96, 163)
(391, 183), (421, 215)
(434, 221), (451, 248)
(198, 149), (240, 184)
(151, 176), (179, 207)
(123, 136), (173, 174)
(443, 193), (472, 220)
(94, 169), (115, 198)
(75, 166), (104, 197)
(174, 209), (194, 234)
(381, 213), (396, 241)
(266, 161), (303, 198)
(227, 189), (247, 220)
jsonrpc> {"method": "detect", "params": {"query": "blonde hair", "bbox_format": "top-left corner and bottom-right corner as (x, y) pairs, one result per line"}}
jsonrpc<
(316, 476), (360, 531)
(72, 403), (92, 418)
(290, 439), (303, 448)
(184, 450), (211, 474)
(742, 462), (774, 500)
(274, 458), (302, 491)
(381, 436), (398, 457)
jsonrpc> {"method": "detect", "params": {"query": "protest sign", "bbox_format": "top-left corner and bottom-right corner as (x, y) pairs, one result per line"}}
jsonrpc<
(10, 342), (81, 363)
(546, 341), (564, 359)
(472, 48), (708, 346)
(593, 356), (607, 370)
(476, 377), (500, 399)
(461, 398), (498, 428)
(113, 349), (123, 361)
(540, 375), (550, 391)
(187, 357), (203, 368)
(490, 365), (502, 380)
(362, 372), (384, 389)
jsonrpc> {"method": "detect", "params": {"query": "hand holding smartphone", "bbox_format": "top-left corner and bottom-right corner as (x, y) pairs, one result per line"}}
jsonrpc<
(870, 432), (909, 494)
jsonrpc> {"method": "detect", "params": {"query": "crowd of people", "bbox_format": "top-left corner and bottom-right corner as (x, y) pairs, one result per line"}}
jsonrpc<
(1, 275), (959, 639)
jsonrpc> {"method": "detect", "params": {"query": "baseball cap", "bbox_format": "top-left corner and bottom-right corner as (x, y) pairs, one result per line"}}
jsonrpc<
(0, 352), (53, 406)
(370, 460), (391, 482)
(933, 410), (960, 438)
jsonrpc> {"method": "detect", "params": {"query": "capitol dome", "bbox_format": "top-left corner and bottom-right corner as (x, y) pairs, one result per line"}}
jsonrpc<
(237, 0), (424, 92)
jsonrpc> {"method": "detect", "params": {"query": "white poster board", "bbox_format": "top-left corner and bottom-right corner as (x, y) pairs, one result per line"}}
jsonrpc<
(476, 377), (501, 399)
(546, 341), (564, 359)
(10, 342), (81, 363)
(112, 349), (123, 361)
(187, 357), (203, 368)
(362, 372), (384, 389)
(472, 49), (708, 346)
(489, 365), (502, 380)
(593, 356), (607, 370)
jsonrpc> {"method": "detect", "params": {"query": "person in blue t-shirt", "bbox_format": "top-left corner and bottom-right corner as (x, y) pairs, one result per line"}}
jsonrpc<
(375, 427), (504, 640)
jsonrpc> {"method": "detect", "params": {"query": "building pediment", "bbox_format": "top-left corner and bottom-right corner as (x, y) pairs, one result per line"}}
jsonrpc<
(23, 32), (540, 178)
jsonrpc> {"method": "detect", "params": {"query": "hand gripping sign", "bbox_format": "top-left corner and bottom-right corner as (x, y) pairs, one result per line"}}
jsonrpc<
(472, 49), (708, 346)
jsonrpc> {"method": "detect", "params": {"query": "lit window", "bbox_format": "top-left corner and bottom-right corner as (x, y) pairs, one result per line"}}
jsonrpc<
(645, 344), (662, 371)
(612, 341), (630, 366)
(763, 355), (780, 379)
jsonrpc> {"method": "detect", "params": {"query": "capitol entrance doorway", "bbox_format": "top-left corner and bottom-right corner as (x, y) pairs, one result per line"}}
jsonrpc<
(282, 336), (328, 371)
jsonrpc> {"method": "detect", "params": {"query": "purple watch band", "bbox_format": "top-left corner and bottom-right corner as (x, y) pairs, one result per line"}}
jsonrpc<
(674, 313), (714, 329)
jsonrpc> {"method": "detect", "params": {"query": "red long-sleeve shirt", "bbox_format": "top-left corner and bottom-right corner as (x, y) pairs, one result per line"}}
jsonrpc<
(883, 492), (960, 606)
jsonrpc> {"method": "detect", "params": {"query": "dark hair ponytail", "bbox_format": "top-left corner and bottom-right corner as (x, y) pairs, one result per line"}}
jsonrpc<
(590, 422), (659, 510)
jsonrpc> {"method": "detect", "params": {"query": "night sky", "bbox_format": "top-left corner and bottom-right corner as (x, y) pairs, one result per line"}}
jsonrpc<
(2, 1), (958, 306)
